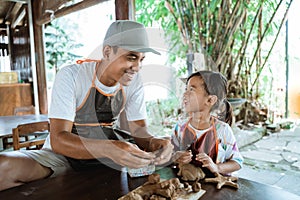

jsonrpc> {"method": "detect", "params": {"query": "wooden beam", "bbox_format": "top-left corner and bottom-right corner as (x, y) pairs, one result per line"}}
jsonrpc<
(32, 0), (48, 114)
(4, 2), (21, 24)
(0, 0), (28, 3)
(36, 0), (108, 25)
(115, 0), (128, 20)
(43, 0), (70, 13)
(11, 7), (26, 28)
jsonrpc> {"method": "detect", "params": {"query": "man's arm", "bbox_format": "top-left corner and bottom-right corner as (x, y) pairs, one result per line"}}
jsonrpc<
(127, 119), (153, 150)
(49, 118), (155, 168)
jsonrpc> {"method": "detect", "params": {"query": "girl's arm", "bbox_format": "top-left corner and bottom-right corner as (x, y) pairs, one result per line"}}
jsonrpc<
(218, 122), (244, 171)
(196, 152), (241, 175)
(216, 160), (241, 174)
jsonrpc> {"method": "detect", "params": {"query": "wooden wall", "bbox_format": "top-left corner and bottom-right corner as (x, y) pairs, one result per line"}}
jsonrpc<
(11, 25), (32, 83)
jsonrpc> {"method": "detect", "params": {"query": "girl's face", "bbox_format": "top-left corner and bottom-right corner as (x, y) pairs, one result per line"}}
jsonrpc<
(183, 76), (210, 113)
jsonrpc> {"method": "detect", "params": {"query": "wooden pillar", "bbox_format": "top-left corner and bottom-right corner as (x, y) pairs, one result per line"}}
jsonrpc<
(115, 0), (129, 20)
(31, 0), (48, 114)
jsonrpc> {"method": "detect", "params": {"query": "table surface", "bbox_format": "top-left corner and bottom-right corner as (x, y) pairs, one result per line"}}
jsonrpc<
(1, 166), (299, 200)
(0, 114), (48, 137)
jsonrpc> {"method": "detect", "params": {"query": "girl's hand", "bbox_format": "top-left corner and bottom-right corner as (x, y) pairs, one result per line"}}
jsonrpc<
(172, 150), (192, 164)
(196, 153), (218, 173)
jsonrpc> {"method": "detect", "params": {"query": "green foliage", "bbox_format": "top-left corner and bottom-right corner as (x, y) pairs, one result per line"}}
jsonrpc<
(136, 0), (294, 124)
(146, 97), (180, 119)
(136, 0), (293, 98)
(136, 0), (188, 75)
(146, 97), (181, 136)
(44, 18), (83, 72)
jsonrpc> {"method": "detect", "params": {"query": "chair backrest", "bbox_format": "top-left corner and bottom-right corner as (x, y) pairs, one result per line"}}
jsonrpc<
(12, 121), (50, 150)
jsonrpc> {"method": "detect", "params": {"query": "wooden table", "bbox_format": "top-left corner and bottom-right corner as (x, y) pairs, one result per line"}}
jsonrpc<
(0, 166), (299, 200)
(0, 114), (48, 149)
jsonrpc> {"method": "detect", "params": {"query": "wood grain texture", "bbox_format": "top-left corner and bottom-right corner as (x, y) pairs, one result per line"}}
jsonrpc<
(0, 83), (33, 116)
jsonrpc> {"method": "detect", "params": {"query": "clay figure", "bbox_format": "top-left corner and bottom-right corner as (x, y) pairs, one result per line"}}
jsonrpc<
(177, 163), (206, 181)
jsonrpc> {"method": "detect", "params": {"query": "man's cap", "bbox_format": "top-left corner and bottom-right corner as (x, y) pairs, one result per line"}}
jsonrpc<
(103, 20), (161, 55)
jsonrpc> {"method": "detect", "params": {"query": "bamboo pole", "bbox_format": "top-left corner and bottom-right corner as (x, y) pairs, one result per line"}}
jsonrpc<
(247, 0), (283, 76)
(250, 0), (293, 93)
(237, 2), (263, 78)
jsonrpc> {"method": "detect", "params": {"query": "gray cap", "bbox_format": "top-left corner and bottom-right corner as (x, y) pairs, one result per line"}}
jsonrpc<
(103, 20), (161, 55)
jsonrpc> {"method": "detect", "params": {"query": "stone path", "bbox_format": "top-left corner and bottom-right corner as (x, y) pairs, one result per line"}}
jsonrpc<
(236, 125), (300, 196)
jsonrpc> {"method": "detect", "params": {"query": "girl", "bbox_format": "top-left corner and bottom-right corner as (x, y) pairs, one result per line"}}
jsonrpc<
(171, 70), (243, 176)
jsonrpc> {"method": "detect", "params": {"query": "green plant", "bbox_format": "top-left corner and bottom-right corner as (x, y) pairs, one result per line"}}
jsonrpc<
(136, 0), (294, 125)
(136, 0), (188, 76)
(44, 18), (83, 73)
(146, 96), (182, 136)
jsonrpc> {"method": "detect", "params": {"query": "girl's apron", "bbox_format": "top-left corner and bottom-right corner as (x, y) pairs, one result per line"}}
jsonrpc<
(181, 117), (219, 177)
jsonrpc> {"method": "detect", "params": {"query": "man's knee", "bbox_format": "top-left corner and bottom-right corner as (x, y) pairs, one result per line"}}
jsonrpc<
(0, 153), (33, 180)
(0, 153), (23, 191)
(0, 152), (51, 188)
(0, 153), (15, 174)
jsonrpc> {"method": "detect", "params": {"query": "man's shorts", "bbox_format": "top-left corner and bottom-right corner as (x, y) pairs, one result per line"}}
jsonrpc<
(20, 148), (71, 177)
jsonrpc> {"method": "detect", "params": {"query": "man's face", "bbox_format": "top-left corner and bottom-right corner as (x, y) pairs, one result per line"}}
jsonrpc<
(103, 47), (145, 86)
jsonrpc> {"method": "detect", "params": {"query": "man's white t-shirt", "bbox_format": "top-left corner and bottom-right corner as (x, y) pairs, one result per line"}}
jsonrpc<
(44, 62), (147, 149)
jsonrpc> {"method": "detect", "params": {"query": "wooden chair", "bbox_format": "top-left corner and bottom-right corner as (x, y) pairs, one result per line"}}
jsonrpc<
(12, 121), (49, 150)
(2, 106), (36, 149)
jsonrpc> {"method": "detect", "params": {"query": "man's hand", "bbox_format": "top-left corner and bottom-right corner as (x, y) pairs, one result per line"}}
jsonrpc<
(172, 150), (192, 164)
(149, 138), (174, 165)
(106, 140), (155, 168)
(126, 120), (173, 165)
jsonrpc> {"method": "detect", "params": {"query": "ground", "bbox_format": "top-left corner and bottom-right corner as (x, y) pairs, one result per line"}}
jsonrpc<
(236, 124), (300, 196)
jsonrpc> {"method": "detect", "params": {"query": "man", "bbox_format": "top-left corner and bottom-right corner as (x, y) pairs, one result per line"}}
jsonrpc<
(0, 20), (173, 191)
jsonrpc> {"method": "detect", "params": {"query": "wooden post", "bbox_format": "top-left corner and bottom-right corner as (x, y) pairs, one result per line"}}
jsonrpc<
(31, 0), (48, 114)
(115, 0), (129, 20)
